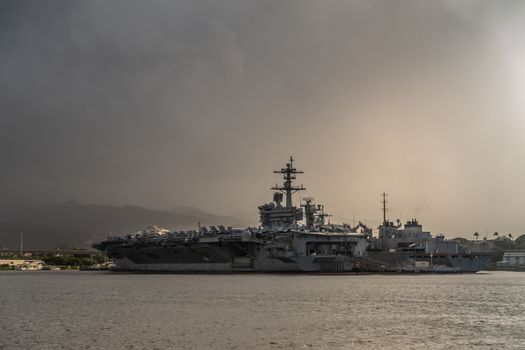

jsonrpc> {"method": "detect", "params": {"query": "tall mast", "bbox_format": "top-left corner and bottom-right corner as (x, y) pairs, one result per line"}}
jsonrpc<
(271, 156), (306, 208)
(381, 192), (388, 226)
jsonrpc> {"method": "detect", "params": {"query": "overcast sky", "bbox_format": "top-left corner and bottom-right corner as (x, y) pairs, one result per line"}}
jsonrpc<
(1, 0), (525, 237)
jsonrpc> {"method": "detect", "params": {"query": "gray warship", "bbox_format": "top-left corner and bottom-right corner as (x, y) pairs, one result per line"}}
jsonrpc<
(358, 193), (492, 272)
(93, 157), (368, 272)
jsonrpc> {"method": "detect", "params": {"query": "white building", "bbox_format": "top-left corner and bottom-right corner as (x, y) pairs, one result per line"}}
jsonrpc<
(0, 259), (45, 270)
(497, 251), (525, 271)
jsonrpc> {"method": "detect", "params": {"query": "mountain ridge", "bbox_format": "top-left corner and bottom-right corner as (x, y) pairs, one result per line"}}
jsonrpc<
(0, 202), (254, 250)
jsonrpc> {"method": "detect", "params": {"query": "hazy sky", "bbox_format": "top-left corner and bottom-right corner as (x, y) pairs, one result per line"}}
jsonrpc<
(1, 0), (525, 237)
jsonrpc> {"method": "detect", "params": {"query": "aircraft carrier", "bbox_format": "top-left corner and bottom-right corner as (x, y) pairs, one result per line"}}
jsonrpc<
(93, 157), (369, 272)
(93, 158), (492, 273)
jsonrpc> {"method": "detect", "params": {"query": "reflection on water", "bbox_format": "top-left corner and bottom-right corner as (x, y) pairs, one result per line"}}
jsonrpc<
(1, 271), (524, 349)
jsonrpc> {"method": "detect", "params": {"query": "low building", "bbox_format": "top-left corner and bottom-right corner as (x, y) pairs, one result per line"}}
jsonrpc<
(497, 251), (525, 271)
(467, 239), (497, 253)
(0, 259), (45, 270)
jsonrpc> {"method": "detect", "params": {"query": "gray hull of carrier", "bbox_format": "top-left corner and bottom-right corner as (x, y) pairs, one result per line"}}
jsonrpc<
(99, 235), (364, 272)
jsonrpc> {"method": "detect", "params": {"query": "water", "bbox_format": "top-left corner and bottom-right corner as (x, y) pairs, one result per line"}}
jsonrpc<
(1, 271), (524, 349)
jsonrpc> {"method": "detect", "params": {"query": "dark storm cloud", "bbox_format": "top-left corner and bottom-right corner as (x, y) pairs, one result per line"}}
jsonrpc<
(0, 0), (247, 202)
(1, 1), (525, 236)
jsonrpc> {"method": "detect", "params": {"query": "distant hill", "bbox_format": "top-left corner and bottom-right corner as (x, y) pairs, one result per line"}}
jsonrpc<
(0, 201), (254, 250)
(166, 205), (255, 228)
(0, 221), (103, 251)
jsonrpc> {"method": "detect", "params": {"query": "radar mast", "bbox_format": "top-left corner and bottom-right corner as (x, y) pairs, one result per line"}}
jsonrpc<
(271, 156), (306, 208)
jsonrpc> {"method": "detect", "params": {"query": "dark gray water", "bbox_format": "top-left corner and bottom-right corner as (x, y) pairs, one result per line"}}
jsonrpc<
(1, 271), (524, 349)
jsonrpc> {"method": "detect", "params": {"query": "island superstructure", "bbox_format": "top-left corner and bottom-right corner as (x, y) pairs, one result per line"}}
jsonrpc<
(93, 157), (368, 272)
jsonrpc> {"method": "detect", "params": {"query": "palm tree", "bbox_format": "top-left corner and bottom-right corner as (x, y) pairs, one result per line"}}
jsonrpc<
(474, 232), (479, 241)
